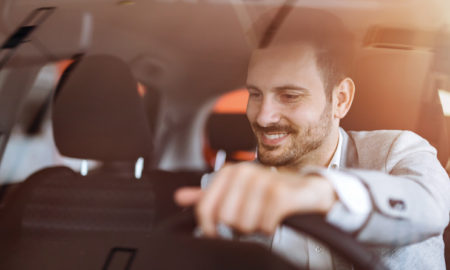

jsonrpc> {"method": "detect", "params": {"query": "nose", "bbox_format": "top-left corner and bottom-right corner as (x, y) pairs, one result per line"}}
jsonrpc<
(255, 97), (280, 127)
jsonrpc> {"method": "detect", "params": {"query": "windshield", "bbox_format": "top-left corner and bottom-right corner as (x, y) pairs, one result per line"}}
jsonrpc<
(0, 1), (448, 269)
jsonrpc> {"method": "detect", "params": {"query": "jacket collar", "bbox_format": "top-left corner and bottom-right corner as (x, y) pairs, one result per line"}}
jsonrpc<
(339, 127), (359, 169)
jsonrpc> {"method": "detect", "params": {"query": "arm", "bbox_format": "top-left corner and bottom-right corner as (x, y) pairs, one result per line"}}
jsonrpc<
(339, 131), (450, 246)
(175, 131), (450, 245)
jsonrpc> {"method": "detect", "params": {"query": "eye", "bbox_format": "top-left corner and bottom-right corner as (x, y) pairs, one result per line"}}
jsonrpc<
(280, 93), (301, 102)
(248, 90), (262, 99)
(282, 94), (298, 99)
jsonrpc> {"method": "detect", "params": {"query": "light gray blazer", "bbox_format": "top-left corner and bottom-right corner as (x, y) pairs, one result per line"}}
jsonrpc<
(202, 129), (450, 269)
(339, 129), (450, 270)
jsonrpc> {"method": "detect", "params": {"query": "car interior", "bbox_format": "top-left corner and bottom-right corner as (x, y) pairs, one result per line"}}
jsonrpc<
(0, 0), (448, 269)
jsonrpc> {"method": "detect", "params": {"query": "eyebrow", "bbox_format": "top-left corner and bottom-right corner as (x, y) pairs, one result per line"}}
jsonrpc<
(245, 84), (261, 91)
(245, 84), (310, 92)
(274, 84), (309, 92)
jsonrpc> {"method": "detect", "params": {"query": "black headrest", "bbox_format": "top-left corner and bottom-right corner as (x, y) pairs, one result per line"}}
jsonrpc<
(52, 54), (152, 161)
(206, 113), (256, 153)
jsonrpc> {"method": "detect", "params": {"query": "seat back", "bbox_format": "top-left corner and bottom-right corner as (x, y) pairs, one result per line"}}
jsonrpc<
(0, 167), (202, 235)
(0, 54), (202, 236)
(342, 48), (449, 166)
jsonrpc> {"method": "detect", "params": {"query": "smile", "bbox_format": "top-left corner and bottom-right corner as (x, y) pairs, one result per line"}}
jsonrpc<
(261, 132), (289, 145)
(264, 133), (288, 140)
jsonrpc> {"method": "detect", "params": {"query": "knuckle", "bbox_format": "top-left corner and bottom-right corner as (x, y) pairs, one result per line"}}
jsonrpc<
(218, 208), (234, 226)
(260, 223), (275, 235)
(196, 202), (212, 221)
(238, 222), (254, 234)
(233, 164), (250, 175)
(272, 181), (287, 200)
(219, 165), (232, 174)
(237, 162), (258, 174)
(196, 201), (207, 215)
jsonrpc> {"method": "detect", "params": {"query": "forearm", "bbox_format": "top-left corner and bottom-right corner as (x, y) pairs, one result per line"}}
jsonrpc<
(347, 168), (450, 246)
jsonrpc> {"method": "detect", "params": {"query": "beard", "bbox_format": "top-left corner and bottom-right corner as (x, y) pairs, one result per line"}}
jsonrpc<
(252, 105), (332, 167)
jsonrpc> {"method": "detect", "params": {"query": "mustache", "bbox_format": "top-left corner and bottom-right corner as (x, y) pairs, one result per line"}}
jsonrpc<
(252, 123), (297, 134)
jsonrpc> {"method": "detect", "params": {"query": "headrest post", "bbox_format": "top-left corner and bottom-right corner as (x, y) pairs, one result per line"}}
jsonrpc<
(80, 160), (88, 176)
(214, 149), (227, 172)
(134, 157), (144, 179)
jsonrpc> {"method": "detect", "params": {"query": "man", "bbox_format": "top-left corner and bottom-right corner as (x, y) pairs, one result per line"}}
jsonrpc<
(176, 8), (450, 269)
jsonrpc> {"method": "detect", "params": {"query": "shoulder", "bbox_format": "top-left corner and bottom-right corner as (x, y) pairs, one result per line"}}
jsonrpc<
(343, 129), (437, 170)
(346, 129), (434, 152)
(347, 129), (424, 142)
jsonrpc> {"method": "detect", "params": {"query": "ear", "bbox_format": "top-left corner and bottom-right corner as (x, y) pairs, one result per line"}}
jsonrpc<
(333, 77), (355, 119)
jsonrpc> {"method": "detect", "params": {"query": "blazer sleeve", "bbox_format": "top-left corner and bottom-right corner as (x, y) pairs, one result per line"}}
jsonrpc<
(343, 131), (450, 246)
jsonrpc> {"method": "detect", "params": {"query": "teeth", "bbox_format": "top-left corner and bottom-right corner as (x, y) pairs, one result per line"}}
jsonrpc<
(264, 133), (287, 140)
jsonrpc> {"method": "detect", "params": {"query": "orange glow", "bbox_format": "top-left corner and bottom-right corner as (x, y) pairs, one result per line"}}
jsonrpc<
(213, 89), (249, 113)
(137, 82), (146, 97)
(57, 59), (74, 75)
(232, 150), (256, 161)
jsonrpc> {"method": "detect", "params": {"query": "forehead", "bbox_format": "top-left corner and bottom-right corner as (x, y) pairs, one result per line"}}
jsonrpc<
(246, 44), (324, 91)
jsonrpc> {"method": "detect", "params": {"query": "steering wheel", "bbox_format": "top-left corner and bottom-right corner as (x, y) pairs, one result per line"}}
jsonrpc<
(157, 208), (387, 270)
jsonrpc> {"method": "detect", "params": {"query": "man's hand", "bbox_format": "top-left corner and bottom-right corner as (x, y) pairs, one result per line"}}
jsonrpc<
(175, 163), (336, 237)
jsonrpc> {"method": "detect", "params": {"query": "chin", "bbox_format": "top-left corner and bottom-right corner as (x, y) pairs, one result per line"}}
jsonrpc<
(257, 149), (292, 167)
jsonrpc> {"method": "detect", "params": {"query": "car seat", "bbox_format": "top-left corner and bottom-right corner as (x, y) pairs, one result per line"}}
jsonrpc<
(0, 54), (201, 239)
(342, 47), (449, 167)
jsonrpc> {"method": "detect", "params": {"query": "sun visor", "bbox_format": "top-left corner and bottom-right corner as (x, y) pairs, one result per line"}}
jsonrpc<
(2, 7), (92, 61)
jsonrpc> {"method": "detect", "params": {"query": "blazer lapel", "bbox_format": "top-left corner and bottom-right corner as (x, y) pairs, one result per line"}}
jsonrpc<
(339, 128), (359, 169)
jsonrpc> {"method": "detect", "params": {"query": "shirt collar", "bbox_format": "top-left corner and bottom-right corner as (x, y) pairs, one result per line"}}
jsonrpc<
(328, 128), (342, 170)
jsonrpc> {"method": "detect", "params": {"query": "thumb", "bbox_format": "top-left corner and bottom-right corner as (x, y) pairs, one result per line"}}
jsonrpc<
(174, 187), (203, 207)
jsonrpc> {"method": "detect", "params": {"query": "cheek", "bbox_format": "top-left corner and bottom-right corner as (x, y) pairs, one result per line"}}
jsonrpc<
(287, 105), (322, 126)
(246, 101), (258, 122)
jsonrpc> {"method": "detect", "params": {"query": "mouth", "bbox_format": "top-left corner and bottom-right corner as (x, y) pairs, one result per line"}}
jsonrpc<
(260, 132), (289, 146)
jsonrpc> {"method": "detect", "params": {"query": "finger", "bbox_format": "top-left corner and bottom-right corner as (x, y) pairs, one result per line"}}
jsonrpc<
(197, 166), (234, 237)
(174, 187), (203, 207)
(238, 174), (271, 233)
(260, 181), (288, 235)
(218, 166), (253, 229)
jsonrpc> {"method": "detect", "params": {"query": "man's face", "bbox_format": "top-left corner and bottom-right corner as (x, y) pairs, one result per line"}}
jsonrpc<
(246, 44), (335, 168)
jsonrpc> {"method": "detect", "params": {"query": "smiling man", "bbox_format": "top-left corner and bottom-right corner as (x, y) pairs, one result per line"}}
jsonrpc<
(246, 44), (339, 170)
(175, 8), (450, 269)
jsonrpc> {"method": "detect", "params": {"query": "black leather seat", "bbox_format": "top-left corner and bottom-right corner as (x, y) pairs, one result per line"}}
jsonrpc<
(0, 54), (201, 238)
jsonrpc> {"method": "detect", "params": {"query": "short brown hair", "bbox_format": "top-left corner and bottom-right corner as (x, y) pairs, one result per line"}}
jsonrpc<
(258, 7), (355, 99)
